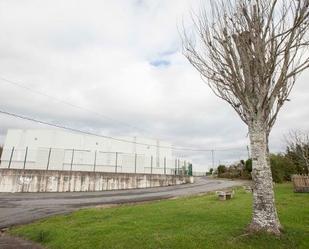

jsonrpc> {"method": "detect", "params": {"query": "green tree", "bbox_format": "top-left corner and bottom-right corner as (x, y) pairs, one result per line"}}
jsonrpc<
(245, 159), (252, 173)
(188, 164), (193, 176)
(285, 131), (309, 174)
(270, 154), (296, 183)
(217, 165), (227, 176)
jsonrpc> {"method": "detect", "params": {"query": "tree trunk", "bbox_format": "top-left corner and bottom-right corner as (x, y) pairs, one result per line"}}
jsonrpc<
(248, 120), (281, 235)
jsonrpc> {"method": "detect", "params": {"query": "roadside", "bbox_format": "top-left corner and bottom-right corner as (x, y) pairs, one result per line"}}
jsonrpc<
(7, 183), (307, 249)
(0, 177), (249, 249)
(0, 233), (43, 249)
(0, 177), (248, 229)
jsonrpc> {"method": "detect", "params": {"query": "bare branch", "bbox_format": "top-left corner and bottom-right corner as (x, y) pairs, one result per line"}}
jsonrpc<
(285, 130), (309, 173)
(182, 0), (309, 132)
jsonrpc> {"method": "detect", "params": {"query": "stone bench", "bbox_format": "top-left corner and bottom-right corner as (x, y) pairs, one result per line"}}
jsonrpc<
(243, 185), (253, 193)
(216, 190), (234, 200)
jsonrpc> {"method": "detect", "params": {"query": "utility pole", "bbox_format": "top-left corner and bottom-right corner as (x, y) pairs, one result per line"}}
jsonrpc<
(211, 150), (215, 169)
(93, 150), (97, 172)
(23, 147), (28, 170)
(247, 145), (251, 159)
(46, 147), (52, 170)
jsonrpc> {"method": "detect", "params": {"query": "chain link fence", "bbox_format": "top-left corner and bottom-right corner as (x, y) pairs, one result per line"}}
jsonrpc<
(0, 147), (189, 175)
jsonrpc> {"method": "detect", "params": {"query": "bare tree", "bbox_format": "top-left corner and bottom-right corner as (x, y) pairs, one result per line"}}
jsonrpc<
(286, 130), (309, 173)
(182, 0), (309, 235)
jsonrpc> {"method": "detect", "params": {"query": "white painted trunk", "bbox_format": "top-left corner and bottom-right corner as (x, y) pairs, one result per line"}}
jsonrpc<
(248, 120), (281, 234)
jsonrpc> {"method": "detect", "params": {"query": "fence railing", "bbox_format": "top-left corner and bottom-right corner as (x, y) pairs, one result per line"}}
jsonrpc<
(0, 147), (189, 175)
(292, 175), (309, 192)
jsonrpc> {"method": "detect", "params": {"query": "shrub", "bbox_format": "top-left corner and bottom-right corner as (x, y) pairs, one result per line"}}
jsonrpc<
(216, 155), (297, 182)
(217, 165), (227, 176)
(188, 164), (193, 176)
(286, 148), (309, 175)
(245, 158), (252, 173)
(270, 154), (296, 183)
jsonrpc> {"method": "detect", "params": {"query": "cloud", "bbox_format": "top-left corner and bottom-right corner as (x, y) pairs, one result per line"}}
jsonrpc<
(0, 0), (308, 171)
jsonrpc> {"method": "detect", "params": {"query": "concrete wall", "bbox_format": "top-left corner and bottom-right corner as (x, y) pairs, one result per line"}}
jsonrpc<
(0, 169), (194, 193)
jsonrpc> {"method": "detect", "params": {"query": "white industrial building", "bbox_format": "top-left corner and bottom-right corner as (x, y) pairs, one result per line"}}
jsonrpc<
(0, 129), (186, 174)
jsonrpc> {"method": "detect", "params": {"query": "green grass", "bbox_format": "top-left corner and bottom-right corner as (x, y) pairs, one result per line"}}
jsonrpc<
(10, 183), (309, 249)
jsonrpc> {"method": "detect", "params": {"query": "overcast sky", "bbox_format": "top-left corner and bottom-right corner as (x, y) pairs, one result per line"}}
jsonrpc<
(0, 0), (308, 171)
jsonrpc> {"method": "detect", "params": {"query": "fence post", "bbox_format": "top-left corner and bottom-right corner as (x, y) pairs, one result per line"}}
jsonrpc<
(134, 153), (137, 174)
(164, 157), (166, 175)
(46, 147), (52, 170)
(93, 150), (97, 172)
(70, 149), (75, 172)
(23, 147), (28, 169)
(115, 152), (118, 173)
(8, 147), (15, 169)
(151, 155), (153, 175)
(175, 159), (177, 175)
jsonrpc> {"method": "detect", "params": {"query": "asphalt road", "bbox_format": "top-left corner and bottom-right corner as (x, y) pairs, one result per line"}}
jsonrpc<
(0, 177), (248, 229)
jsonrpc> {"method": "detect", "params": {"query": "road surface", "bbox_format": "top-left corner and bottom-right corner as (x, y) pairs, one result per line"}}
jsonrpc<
(0, 177), (248, 229)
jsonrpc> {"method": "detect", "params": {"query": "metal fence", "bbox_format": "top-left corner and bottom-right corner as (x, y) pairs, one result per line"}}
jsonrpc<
(0, 147), (189, 175)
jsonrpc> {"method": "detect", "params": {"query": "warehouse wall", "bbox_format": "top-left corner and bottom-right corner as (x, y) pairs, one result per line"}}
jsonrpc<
(3, 129), (172, 158)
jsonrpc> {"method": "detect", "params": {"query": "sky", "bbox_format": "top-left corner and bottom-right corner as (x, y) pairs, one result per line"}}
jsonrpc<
(0, 0), (308, 172)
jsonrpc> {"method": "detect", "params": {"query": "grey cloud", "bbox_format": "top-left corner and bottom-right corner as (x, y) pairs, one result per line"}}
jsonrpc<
(0, 0), (308, 172)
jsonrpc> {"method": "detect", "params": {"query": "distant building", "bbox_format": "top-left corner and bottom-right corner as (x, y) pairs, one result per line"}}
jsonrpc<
(2, 129), (172, 157)
(0, 129), (185, 174)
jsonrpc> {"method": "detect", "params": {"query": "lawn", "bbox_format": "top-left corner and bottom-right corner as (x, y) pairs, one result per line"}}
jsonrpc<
(10, 183), (309, 249)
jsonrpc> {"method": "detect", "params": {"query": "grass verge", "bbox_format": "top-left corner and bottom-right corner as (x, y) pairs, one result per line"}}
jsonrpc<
(10, 183), (309, 249)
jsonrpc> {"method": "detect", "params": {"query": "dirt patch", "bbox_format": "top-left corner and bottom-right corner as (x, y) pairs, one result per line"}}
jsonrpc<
(0, 232), (44, 249)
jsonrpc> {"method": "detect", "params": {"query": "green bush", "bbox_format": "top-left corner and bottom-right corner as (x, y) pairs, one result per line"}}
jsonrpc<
(286, 148), (309, 175)
(270, 154), (296, 183)
(188, 164), (193, 176)
(217, 165), (227, 176)
(217, 155), (297, 182)
(245, 158), (252, 173)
